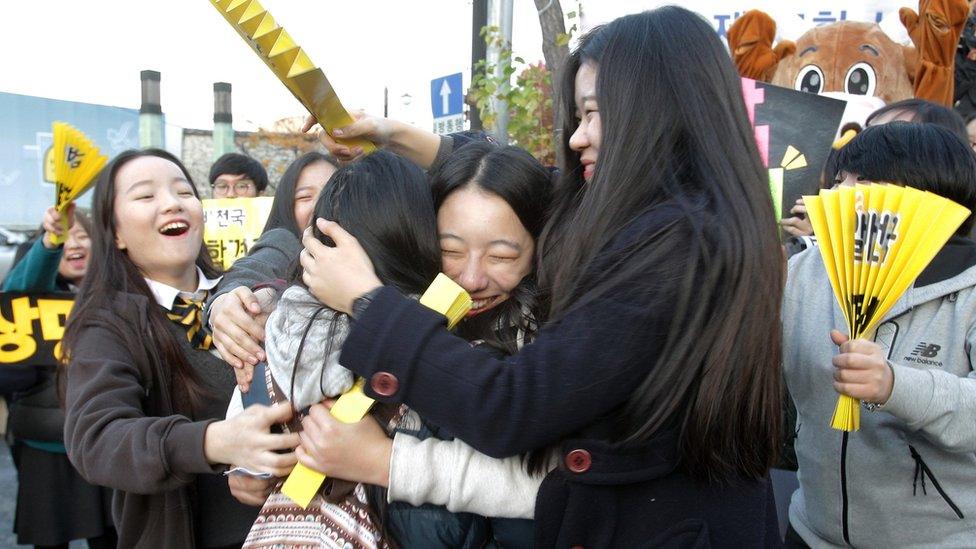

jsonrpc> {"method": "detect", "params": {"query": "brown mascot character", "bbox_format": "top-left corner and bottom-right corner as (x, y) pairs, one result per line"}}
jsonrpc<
(727, 0), (969, 106)
(770, 21), (914, 103)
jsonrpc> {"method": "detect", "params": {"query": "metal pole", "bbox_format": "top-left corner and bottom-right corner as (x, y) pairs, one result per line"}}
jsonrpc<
(470, 0), (488, 130)
(487, 0), (514, 143)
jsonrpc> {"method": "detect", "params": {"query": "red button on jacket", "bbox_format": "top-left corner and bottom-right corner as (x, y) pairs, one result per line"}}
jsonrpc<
(370, 372), (399, 397)
(565, 449), (592, 473)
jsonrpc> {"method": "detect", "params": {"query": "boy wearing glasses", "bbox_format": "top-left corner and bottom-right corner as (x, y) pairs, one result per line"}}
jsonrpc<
(209, 153), (269, 198)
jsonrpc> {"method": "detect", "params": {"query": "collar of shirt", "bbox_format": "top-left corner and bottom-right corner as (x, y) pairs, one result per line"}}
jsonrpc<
(145, 267), (222, 311)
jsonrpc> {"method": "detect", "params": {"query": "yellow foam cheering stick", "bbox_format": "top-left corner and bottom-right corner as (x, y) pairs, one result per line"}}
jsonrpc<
(282, 275), (472, 508)
(49, 122), (107, 245)
(209, 0), (374, 153)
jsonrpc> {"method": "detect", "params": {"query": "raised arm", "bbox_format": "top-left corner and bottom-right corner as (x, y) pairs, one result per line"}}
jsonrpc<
(303, 113), (445, 170)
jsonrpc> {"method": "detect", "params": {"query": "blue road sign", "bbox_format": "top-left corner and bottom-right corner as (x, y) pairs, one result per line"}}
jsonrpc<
(430, 73), (464, 118)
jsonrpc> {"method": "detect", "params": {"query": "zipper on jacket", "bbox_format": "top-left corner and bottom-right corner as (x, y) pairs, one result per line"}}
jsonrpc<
(909, 445), (964, 519)
(841, 431), (851, 545)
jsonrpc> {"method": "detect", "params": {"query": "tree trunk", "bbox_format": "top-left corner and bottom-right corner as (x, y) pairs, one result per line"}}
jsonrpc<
(534, 0), (570, 168)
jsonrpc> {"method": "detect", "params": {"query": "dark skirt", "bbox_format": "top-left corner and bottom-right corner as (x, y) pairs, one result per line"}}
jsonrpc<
(12, 443), (114, 546)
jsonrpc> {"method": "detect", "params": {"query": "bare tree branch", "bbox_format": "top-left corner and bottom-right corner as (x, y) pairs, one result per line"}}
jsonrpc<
(534, 0), (570, 168)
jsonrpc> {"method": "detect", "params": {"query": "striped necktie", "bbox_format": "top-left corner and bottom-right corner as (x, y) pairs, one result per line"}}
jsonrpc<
(167, 294), (213, 350)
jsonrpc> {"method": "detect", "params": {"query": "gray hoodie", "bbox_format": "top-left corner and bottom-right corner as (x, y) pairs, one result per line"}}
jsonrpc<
(783, 242), (976, 548)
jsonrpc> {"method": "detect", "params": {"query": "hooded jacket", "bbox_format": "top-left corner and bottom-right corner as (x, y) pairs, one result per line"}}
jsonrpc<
(783, 237), (976, 548)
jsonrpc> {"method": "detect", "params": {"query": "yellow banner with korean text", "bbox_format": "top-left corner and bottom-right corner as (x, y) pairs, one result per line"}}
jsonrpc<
(0, 293), (74, 366)
(202, 197), (274, 270)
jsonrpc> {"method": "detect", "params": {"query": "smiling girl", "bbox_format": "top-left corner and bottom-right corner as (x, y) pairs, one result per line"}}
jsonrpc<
(60, 149), (300, 549)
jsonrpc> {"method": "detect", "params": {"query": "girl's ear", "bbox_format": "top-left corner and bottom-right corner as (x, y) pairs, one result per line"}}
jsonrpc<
(115, 233), (127, 250)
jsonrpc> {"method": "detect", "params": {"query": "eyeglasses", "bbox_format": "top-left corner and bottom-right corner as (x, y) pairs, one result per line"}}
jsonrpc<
(212, 180), (256, 197)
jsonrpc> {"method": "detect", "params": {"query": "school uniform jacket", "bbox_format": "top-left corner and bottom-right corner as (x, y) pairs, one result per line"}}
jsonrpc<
(63, 291), (257, 548)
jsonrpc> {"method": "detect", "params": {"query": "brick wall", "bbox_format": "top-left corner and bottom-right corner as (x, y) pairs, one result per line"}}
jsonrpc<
(181, 128), (322, 198)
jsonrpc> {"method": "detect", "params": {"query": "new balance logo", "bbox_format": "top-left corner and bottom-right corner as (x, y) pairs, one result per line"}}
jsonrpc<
(912, 343), (941, 359)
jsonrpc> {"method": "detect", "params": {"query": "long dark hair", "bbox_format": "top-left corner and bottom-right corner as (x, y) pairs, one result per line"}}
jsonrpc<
(262, 151), (339, 238)
(429, 142), (552, 354)
(541, 7), (783, 481)
(287, 150), (441, 399)
(61, 149), (220, 412)
(311, 150), (440, 292)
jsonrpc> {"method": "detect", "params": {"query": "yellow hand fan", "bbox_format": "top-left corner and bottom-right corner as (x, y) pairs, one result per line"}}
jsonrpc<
(804, 183), (970, 431)
(50, 122), (108, 244)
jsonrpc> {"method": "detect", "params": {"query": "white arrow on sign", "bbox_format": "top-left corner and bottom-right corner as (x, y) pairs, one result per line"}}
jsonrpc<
(440, 79), (451, 116)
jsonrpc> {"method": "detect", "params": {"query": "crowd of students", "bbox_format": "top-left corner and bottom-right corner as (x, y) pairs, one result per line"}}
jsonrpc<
(3, 6), (976, 548)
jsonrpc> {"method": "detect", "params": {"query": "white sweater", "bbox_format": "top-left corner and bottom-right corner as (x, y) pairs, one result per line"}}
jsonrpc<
(387, 411), (552, 519)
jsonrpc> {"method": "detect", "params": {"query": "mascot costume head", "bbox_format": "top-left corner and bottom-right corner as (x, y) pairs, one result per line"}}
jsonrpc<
(728, 1), (971, 106)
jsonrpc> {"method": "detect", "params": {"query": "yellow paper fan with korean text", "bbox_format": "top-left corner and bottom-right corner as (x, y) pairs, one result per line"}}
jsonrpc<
(804, 184), (970, 431)
(50, 122), (107, 245)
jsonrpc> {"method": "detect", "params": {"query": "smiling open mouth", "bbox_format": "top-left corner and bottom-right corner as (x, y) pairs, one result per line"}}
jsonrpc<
(467, 296), (501, 316)
(160, 221), (190, 236)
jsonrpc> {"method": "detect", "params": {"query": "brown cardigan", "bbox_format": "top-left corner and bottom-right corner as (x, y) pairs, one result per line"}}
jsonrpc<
(62, 292), (257, 548)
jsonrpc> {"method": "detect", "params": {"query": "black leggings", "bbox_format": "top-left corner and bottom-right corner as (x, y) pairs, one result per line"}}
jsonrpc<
(36, 528), (118, 549)
(784, 523), (810, 549)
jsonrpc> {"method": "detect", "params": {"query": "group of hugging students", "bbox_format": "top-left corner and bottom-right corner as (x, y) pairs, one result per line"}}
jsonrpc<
(5, 6), (976, 549)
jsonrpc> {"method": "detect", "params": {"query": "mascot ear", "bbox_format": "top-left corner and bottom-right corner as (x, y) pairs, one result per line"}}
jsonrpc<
(903, 44), (918, 85)
(773, 40), (797, 62)
(899, 7), (921, 45)
(899, 7), (921, 84)
(728, 10), (784, 81)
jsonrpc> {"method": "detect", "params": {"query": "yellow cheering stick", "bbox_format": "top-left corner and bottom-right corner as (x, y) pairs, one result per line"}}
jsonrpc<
(209, 0), (375, 154)
(804, 184), (969, 431)
(49, 122), (107, 245)
(281, 274), (472, 508)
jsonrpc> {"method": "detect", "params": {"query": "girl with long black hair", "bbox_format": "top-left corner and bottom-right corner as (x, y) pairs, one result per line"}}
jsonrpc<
(299, 7), (784, 546)
(60, 149), (300, 548)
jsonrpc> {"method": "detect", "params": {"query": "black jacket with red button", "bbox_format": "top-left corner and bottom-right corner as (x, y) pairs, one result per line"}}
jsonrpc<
(340, 201), (782, 548)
